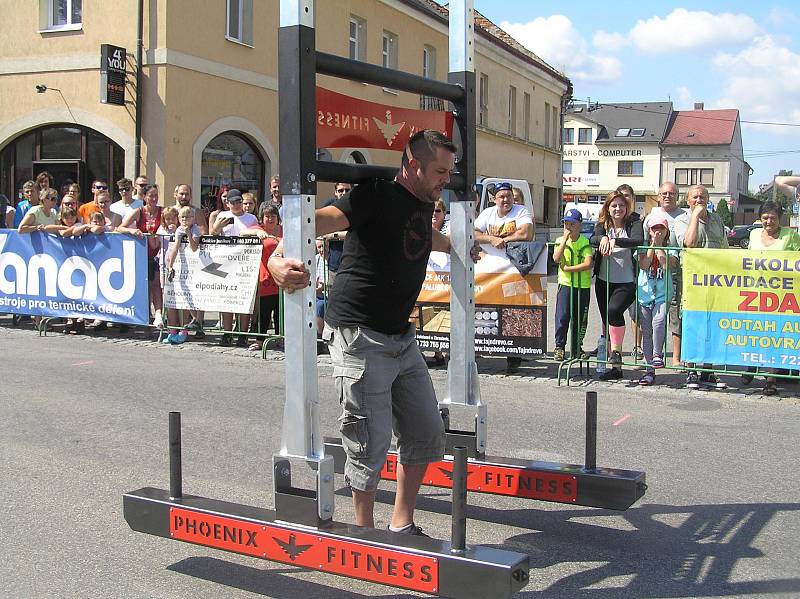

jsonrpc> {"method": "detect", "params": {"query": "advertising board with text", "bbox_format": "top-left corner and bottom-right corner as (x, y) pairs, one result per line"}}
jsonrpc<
(162, 236), (261, 313)
(681, 248), (800, 369)
(414, 246), (547, 358)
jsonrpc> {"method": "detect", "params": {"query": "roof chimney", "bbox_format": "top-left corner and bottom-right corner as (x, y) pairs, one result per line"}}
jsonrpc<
(694, 102), (704, 110)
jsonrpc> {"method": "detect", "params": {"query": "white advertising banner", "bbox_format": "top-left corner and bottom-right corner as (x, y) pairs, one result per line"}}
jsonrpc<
(163, 236), (261, 313)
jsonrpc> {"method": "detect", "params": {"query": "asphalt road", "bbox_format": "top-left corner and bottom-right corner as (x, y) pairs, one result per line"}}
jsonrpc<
(2, 320), (799, 599)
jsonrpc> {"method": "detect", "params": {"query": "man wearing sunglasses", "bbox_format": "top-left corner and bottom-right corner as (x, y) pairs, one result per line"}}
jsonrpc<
(111, 177), (144, 222)
(132, 176), (149, 202)
(321, 182), (353, 285)
(78, 179), (110, 224)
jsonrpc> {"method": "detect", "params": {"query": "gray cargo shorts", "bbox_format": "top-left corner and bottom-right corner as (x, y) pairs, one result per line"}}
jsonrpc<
(323, 323), (445, 492)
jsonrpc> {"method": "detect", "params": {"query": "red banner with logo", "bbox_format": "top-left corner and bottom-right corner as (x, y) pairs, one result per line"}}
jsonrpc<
(316, 87), (454, 151)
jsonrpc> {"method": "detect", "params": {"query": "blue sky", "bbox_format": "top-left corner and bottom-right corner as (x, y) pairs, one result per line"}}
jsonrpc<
(444, 2), (800, 190)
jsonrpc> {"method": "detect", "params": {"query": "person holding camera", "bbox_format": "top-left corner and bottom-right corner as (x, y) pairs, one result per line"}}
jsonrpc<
(211, 189), (258, 346)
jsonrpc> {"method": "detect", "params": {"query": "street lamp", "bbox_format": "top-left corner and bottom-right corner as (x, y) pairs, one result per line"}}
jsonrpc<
(34, 84), (76, 122)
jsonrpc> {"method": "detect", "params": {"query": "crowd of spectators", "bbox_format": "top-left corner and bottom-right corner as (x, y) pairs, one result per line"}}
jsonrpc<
(3, 172), (798, 395)
(3, 171), (289, 347)
(553, 181), (800, 395)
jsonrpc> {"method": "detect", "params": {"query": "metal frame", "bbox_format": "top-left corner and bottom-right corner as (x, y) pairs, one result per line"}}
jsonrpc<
(124, 1), (533, 597)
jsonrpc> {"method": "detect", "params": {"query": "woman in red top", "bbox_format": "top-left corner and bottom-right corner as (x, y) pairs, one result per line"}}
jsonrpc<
(242, 203), (282, 350)
(122, 184), (163, 325)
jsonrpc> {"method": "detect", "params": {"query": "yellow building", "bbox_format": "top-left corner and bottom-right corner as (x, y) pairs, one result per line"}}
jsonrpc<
(0, 0), (570, 224)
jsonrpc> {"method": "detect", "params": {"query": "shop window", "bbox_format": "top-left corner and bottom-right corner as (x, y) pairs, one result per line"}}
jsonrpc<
(226, 0), (253, 46)
(41, 126), (81, 160)
(201, 132), (265, 212)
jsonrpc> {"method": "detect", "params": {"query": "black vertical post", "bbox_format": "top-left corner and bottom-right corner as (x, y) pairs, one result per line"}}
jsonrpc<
(451, 446), (468, 554)
(585, 392), (597, 471)
(169, 411), (182, 500)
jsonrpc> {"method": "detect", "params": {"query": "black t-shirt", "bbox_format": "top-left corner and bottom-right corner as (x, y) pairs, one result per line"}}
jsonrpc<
(325, 179), (433, 334)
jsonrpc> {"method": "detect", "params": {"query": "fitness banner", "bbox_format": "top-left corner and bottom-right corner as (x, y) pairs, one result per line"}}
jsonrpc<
(316, 87), (454, 151)
(682, 248), (800, 369)
(414, 245), (548, 358)
(162, 236), (261, 313)
(0, 231), (148, 324)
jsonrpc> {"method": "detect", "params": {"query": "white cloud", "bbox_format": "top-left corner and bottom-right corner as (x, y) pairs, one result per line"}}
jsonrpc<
(712, 36), (800, 134)
(628, 9), (760, 54)
(499, 15), (622, 82)
(592, 30), (628, 52)
(675, 86), (695, 110)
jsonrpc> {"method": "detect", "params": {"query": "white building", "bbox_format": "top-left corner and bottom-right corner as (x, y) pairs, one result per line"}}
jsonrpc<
(562, 102), (672, 219)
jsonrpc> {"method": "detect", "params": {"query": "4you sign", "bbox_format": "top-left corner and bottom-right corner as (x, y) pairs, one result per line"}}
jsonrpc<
(100, 44), (126, 106)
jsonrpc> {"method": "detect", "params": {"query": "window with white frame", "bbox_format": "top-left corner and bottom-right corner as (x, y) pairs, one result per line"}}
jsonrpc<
(562, 128), (575, 145)
(552, 105), (559, 150)
(523, 92), (531, 141)
(544, 102), (551, 147)
(349, 16), (367, 61)
(382, 31), (398, 69)
(578, 127), (593, 144)
(226, 0), (253, 46)
(618, 160), (644, 176)
(675, 168), (714, 186)
(478, 73), (488, 126)
(423, 45), (436, 79)
(508, 86), (517, 136)
(42, 0), (82, 30)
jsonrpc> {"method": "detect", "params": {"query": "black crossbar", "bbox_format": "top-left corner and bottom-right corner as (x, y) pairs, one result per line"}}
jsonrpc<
(316, 51), (465, 104)
(316, 160), (466, 189)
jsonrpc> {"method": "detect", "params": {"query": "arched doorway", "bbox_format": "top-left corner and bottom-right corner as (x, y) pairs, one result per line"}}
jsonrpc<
(0, 124), (124, 205)
(200, 131), (266, 214)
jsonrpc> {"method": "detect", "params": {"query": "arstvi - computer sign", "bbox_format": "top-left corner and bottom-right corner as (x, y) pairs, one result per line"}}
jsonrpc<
(100, 44), (126, 106)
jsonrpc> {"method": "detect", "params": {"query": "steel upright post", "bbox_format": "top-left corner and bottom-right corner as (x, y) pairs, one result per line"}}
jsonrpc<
(277, 0), (334, 523)
(442, 0), (486, 456)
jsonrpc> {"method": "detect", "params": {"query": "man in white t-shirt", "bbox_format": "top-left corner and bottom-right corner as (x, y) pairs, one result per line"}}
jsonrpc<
(474, 181), (534, 249)
(110, 177), (144, 222)
(210, 189), (258, 347)
(473, 181), (534, 373)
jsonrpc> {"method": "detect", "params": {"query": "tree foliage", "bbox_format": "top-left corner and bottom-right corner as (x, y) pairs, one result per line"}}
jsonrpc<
(716, 199), (732, 227)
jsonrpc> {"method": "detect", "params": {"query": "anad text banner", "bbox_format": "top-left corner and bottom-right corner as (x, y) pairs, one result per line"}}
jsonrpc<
(163, 236), (261, 314)
(316, 87), (454, 151)
(0, 231), (148, 324)
(414, 245), (548, 358)
(681, 249), (800, 369)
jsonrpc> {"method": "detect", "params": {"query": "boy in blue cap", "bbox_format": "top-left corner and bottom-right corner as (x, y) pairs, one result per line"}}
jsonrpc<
(552, 208), (593, 361)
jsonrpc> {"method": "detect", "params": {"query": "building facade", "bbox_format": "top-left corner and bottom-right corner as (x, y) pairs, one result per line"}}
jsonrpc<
(561, 102), (672, 219)
(0, 0), (569, 225)
(661, 105), (751, 215)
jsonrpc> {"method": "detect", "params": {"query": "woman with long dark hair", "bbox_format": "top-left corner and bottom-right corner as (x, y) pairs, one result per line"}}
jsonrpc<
(590, 190), (643, 380)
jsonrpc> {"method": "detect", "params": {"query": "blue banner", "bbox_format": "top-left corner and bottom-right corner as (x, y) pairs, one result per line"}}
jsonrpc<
(0, 231), (149, 324)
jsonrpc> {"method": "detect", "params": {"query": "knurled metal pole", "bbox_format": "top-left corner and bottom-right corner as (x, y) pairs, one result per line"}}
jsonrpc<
(585, 392), (597, 471)
(451, 446), (468, 554)
(168, 411), (182, 500)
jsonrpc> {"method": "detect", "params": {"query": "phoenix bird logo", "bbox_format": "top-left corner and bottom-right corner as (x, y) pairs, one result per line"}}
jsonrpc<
(438, 466), (474, 481)
(273, 533), (313, 561)
(373, 110), (406, 147)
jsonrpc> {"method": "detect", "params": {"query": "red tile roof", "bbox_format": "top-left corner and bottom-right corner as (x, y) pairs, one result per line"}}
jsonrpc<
(662, 109), (739, 145)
